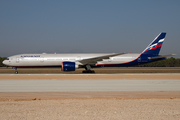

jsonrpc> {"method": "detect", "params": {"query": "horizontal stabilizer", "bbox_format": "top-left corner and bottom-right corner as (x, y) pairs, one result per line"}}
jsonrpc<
(149, 54), (176, 60)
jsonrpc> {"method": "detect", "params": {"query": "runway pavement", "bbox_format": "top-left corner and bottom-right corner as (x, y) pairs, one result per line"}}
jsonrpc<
(0, 73), (180, 80)
(1, 74), (180, 120)
(0, 79), (180, 92)
(0, 74), (180, 99)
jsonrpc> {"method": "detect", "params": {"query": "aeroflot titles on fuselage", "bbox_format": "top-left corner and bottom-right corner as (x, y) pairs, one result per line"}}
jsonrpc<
(20, 55), (41, 58)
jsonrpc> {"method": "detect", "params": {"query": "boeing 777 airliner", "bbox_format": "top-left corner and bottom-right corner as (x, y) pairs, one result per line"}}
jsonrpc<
(3, 32), (175, 73)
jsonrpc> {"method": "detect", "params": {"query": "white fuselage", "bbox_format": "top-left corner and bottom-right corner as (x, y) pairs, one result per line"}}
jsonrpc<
(3, 53), (140, 67)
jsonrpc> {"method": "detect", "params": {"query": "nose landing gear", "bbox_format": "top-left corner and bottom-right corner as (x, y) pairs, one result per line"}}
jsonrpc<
(12, 67), (18, 74)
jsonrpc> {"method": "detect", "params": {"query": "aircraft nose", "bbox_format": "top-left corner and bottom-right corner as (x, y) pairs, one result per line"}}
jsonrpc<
(2, 60), (8, 65)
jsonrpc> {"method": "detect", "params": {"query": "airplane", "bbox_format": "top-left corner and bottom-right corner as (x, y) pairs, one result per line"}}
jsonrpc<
(3, 32), (175, 74)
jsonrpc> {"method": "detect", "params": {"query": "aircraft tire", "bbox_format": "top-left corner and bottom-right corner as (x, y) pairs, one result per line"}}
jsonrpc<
(82, 70), (95, 73)
(91, 70), (95, 73)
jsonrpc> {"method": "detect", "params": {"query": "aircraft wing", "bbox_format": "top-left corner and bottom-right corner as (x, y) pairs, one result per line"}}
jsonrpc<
(149, 54), (176, 60)
(78, 53), (125, 65)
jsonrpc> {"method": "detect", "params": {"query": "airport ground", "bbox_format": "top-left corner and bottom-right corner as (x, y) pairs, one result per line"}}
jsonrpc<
(0, 67), (180, 74)
(0, 68), (180, 120)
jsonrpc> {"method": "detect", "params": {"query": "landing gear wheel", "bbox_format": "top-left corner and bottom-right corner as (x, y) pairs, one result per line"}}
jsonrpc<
(82, 70), (95, 73)
(91, 70), (95, 73)
(12, 67), (18, 74)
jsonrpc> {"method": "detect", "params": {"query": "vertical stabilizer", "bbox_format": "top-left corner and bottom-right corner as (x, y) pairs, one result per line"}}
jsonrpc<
(141, 32), (166, 55)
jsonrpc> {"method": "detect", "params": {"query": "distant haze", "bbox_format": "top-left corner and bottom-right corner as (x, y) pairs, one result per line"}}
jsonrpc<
(0, 1), (179, 57)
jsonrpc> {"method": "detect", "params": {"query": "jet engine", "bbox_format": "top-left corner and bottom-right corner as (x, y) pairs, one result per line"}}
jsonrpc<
(61, 61), (78, 71)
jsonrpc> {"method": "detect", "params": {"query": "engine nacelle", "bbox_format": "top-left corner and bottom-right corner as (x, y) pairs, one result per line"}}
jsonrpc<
(61, 61), (78, 71)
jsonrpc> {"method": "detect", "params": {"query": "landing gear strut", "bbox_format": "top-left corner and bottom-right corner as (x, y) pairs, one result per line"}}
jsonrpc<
(82, 65), (95, 73)
(12, 67), (18, 74)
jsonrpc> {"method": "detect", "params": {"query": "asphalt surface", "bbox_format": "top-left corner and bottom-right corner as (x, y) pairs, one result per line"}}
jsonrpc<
(0, 79), (180, 92)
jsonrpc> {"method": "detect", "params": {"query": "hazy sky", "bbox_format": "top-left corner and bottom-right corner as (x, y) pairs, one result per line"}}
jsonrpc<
(0, 0), (180, 57)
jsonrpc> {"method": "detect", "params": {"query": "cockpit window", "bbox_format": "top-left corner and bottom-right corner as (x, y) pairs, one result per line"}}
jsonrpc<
(6, 58), (9, 60)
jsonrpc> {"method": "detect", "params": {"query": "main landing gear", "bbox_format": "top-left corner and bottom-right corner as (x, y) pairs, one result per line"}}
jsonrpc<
(82, 65), (95, 73)
(12, 67), (18, 74)
(82, 70), (95, 73)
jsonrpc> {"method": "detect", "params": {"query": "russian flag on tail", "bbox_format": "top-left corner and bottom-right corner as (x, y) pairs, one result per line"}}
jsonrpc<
(142, 32), (166, 55)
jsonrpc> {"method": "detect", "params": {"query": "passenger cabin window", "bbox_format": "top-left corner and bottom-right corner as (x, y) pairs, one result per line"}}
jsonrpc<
(6, 58), (9, 60)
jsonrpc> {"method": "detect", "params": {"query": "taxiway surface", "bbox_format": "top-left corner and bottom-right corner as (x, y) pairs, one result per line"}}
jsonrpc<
(0, 79), (180, 92)
(0, 74), (180, 99)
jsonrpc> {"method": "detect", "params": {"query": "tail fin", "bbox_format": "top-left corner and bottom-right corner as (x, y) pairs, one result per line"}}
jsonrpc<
(141, 32), (166, 55)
